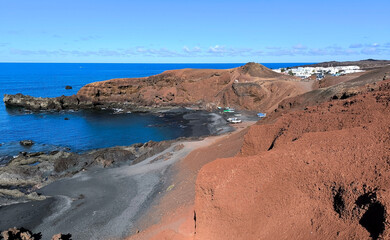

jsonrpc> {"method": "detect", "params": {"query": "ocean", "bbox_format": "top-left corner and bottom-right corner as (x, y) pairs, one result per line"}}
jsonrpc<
(0, 63), (310, 160)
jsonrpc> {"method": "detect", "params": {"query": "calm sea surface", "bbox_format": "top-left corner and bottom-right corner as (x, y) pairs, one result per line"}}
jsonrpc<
(0, 63), (310, 158)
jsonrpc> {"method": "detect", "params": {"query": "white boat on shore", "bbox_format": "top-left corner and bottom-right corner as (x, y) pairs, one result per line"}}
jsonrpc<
(227, 117), (242, 124)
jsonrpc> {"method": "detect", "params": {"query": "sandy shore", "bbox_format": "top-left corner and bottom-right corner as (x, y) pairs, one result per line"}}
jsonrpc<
(0, 110), (254, 239)
(126, 121), (255, 240)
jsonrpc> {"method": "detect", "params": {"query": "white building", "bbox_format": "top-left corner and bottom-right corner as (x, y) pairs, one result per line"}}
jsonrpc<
(273, 65), (364, 79)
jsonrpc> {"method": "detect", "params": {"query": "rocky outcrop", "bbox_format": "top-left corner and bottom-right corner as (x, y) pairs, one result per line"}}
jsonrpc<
(194, 79), (390, 239)
(0, 227), (71, 240)
(19, 140), (34, 147)
(4, 63), (306, 113)
(51, 233), (72, 240)
(3, 94), (83, 111)
(0, 140), (173, 206)
(1, 227), (40, 240)
(76, 62), (303, 112)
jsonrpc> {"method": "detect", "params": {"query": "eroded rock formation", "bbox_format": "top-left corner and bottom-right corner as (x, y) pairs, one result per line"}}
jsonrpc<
(194, 79), (390, 239)
(4, 63), (307, 112)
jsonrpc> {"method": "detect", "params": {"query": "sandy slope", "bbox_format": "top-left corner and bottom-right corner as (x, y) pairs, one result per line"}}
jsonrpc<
(125, 78), (390, 240)
(126, 122), (254, 240)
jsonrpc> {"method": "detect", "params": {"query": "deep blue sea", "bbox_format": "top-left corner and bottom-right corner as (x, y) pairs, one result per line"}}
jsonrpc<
(0, 63), (310, 159)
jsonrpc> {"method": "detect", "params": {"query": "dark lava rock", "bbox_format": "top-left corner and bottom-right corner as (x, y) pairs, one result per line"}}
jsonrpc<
(0, 227), (72, 240)
(1, 227), (41, 240)
(3, 93), (85, 111)
(65, 85), (72, 90)
(19, 140), (34, 147)
(51, 233), (72, 240)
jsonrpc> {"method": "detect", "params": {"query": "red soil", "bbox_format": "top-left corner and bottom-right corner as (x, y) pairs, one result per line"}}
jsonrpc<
(125, 67), (390, 240)
(76, 63), (306, 112)
(195, 80), (390, 239)
(126, 124), (251, 240)
(278, 66), (390, 112)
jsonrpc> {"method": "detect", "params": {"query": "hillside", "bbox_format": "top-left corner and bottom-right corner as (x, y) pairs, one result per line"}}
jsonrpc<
(194, 79), (390, 240)
(76, 62), (308, 112)
(276, 65), (390, 112)
(297, 59), (390, 70)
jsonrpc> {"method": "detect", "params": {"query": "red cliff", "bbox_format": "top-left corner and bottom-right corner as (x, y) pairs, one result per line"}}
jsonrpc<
(76, 62), (307, 112)
(194, 79), (390, 239)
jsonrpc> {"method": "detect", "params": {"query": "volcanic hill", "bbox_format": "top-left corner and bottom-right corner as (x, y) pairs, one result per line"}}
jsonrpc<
(75, 62), (307, 112)
(194, 79), (390, 240)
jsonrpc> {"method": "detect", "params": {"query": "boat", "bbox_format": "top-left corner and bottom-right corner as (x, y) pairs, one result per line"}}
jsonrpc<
(227, 117), (242, 123)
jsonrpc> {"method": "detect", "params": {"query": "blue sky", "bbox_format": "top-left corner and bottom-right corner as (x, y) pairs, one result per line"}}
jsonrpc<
(0, 0), (389, 63)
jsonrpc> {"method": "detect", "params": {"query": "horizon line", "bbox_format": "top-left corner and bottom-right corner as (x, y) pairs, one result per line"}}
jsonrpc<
(0, 61), (316, 64)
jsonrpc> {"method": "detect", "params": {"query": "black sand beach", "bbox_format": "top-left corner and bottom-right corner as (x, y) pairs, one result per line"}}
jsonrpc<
(0, 111), (235, 239)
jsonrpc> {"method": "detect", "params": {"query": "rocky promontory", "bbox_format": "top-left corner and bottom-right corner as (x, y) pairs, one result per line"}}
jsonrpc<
(4, 63), (309, 113)
(3, 94), (83, 111)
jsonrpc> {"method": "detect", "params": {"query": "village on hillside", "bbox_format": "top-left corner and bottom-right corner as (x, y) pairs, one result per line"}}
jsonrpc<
(273, 65), (364, 80)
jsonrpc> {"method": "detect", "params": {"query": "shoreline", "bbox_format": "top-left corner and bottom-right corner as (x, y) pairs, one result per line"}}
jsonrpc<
(0, 112), (255, 239)
(0, 109), (236, 206)
(0, 107), (235, 163)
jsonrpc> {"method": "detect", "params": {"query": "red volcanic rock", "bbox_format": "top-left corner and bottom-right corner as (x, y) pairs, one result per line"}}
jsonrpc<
(194, 80), (390, 239)
(277, 65), (390, 112)
(76, 62), (306, 112)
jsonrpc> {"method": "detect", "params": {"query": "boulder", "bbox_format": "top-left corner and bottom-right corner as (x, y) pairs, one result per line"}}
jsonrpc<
(1, 227), (40, 240)
(65, 85), (72, 90)
(51, 233), (72, 240)
(19, 140), (34, 147)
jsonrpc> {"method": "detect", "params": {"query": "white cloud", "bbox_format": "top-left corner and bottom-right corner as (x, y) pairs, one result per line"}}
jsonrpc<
(293, 44), (307, 50)
(183, 46), (202, 54)
(208, 45), (226, 53)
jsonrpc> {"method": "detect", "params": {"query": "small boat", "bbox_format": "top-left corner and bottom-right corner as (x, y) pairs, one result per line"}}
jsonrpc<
(227, 117), (242, 123)
(223, 109), (235, 113)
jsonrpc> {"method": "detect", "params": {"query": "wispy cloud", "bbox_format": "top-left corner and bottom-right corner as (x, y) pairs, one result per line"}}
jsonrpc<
(183, 46), (202, 54)
(349, 43), (363, 48)
(7, 42), (390, 59)
(361, 47), (382, 55)
(349, 43), (382, 49)
(207, 45), (253, 56)
(292, 44), (307, 50)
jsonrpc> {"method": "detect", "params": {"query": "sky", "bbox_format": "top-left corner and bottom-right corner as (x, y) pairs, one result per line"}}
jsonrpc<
(0, 0), (389, 63)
